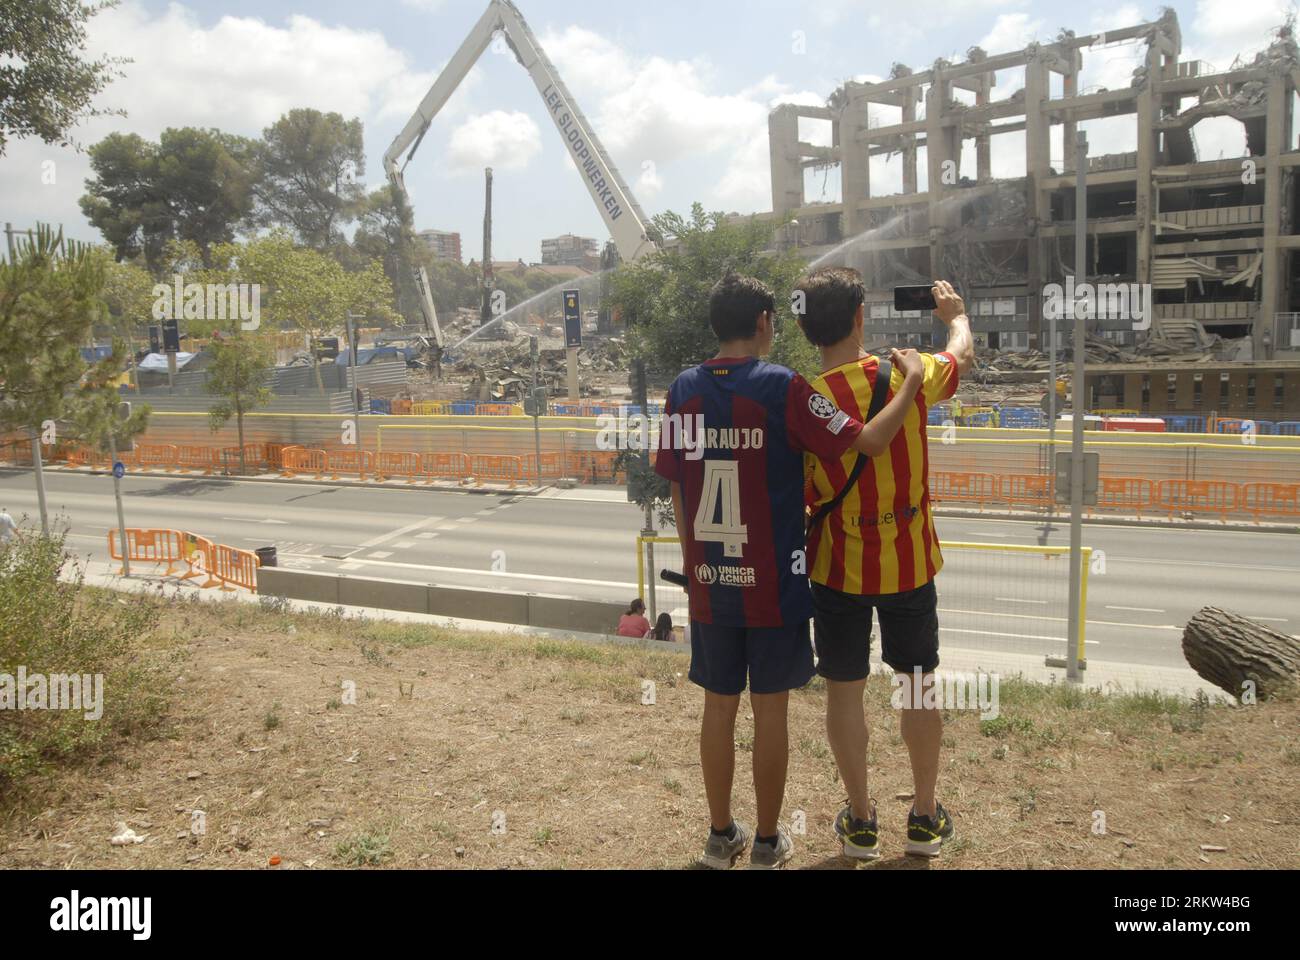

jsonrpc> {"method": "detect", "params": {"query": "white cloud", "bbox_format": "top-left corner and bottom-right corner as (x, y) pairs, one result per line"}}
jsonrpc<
(979, 13), (1045, 54)
(447, 110), (541, 174)
(0, 0), (474, 242)
(538, 26), (835, 214)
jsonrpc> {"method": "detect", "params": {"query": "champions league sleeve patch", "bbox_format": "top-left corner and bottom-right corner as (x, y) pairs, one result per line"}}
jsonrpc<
(808, 393), (837, 419)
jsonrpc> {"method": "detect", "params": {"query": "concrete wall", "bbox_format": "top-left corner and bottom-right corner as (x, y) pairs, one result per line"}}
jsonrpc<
(256, 567), (626, 634)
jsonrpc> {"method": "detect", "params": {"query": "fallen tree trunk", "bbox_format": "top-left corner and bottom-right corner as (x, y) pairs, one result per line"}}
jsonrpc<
(1182, 607), (1300, 699)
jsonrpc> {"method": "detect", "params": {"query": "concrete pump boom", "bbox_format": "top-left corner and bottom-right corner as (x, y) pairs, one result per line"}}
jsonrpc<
(382, 0), (660, 347)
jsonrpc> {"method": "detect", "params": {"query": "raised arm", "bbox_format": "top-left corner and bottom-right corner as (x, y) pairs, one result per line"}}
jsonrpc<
(847, 348), (924, 458)
(933, 280), (975, 376)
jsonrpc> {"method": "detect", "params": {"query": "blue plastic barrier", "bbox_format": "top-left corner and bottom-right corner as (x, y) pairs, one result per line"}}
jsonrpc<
(1160, 415), (1206, 434)
(998, 407), (1045, 428)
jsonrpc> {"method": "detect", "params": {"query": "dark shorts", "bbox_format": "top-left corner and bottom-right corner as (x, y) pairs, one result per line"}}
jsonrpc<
(688, 619), (815, 696)
(811, 580), (940, 681)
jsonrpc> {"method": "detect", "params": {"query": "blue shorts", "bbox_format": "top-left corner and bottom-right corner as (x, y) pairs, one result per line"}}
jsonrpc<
(688, 619), (815, 695)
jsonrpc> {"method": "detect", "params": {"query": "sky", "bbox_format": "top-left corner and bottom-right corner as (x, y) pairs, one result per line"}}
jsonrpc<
(1, 0), (1295, 262)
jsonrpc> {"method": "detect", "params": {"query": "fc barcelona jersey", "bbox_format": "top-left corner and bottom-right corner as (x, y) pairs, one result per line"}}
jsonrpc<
(655, 357), (863, 627)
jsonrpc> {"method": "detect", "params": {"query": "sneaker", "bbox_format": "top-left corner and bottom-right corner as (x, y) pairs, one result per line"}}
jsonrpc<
(905, 801), (954, 857)
(749, 825), (794, 870)
(834, 800), (881, 860)
(699, 820), (752, 870)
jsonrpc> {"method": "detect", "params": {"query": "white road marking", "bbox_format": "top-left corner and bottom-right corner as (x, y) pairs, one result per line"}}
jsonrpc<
(994, 597), (1048, 605)
(278, 553), (639, 590)
(359, 517), (438, 548)
(415, 532), (439, 540)
(457, 517), (478, 524)
(937, 606), (1180, 632)
(1251, 617), (1290, 623)
(394, 540), (416, 549)
(368, 551), (393, 559)
(220, 517), (289, 525)
(941, 627), (1100, 645)
(1106, 605), (1166, 614)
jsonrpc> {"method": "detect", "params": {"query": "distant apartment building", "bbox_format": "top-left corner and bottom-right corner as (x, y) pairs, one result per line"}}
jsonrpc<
(541, 233), (599, 269)
(416, 229), (462, 263)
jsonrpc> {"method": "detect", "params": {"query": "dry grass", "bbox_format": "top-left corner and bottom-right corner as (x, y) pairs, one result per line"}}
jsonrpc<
(1, 593), (1297, 870)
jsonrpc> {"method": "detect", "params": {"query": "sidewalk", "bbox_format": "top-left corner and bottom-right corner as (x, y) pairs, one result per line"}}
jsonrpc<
(74, 556), (1218, 699)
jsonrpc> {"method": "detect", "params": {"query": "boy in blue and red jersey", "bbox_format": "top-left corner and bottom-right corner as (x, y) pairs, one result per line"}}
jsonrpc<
(655, 273), (923, 869)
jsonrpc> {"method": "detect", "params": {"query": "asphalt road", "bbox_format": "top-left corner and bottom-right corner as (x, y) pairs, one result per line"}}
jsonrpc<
(2, 467), (1296, 671)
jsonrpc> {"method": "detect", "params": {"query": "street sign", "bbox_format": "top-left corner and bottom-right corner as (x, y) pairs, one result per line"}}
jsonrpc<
(162, 318), (181, 352)
(563, 289), (581, 349)
(1054, 451), (1099, 505)
(112, 461), (125, 480)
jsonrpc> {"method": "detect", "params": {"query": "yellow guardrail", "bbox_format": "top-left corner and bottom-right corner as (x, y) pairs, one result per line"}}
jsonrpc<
(636, 535), (1090, 667)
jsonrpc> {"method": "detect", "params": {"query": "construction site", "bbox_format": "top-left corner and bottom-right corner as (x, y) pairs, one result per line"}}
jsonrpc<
(763, 8), (1300, 418)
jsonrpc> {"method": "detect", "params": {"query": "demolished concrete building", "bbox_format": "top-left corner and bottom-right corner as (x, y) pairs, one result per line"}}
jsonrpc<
(764, 9), (1300, 362)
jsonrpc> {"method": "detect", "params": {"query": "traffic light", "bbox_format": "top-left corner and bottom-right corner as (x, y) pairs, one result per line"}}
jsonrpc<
(523, 387), (548, 417)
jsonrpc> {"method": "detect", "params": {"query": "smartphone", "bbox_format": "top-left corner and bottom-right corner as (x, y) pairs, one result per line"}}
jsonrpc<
(894, 285), (937, 312)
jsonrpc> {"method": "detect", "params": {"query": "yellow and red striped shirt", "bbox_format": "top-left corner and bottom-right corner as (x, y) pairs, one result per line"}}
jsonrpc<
(805, 351), (959, 595)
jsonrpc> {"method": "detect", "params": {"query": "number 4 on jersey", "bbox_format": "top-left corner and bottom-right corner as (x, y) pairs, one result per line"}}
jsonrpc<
(693, 461), (748, 557)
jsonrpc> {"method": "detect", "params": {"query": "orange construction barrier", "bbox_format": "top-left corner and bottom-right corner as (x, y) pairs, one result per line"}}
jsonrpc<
(208, 540), (259, 592)
(176, 445), (217, 474)
(1156, 479), (1240, 520)
(178, 534), (222, 588)
(469, 454), (521, 488)
(327, 449), (374, 480)
(106, 528), (185, 575)
(280, 446), (327, 479)
(132, 443), (179, 472)
(565, 451), (625, 484)
(929, 471), (998, 510)
(1241, 482), (1300, 520)
(375, 451), (422, 483)
(1001, 474), (1053, 508)
(520, 452), (565, 479)
(66, 446), (103, 468)
(418, 452), (471, 483)
(1091, 477), (1155, 518)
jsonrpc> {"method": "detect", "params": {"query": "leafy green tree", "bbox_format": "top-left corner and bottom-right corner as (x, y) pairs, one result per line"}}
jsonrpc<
(351, 183), (420, 324)
(607, 204), (816, 522)
(0, 0), (126, 155)
(219, 232), (397, 392)
(0, 226), (147, 521)
(251, 109), (366, 249)
(98, 256), (155, 390)
(421, 256), (479, 316)
(80, 128), (257, 271)
(206, 334), (273, 476)
(608, 204), (814, 381)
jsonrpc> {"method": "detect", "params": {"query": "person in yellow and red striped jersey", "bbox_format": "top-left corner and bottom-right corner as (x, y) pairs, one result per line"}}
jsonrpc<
(795, 269), (975, 861)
